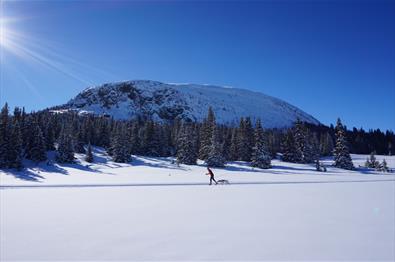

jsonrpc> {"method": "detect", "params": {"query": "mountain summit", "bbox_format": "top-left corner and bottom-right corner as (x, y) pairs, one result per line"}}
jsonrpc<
(61, 80), (320, 128)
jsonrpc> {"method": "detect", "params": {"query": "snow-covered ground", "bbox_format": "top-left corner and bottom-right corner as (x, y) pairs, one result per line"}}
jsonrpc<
(1, 151), (394, 260)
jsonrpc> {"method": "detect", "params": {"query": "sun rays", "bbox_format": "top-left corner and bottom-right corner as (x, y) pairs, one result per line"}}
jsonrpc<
(0, 6), (119, 100)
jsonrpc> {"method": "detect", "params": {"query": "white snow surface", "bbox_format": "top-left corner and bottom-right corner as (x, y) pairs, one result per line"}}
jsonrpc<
(63, 80), (320, 128)
(1, 151), (394, 261)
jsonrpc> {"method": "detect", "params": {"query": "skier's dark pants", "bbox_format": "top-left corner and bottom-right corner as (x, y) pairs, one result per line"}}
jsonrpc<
(210, 175), (217, 185)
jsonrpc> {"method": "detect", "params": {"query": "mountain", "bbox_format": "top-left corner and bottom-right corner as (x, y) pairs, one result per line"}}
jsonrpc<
(58, 80), (320, 128)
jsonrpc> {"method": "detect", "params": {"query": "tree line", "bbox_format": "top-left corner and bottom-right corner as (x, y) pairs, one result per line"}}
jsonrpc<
(0, 103), (392, 171)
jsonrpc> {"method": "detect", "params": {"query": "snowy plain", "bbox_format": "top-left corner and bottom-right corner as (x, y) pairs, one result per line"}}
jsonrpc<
(1, 150), (394, 261)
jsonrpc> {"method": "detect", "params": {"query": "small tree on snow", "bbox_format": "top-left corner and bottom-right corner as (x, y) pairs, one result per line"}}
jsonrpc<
(365, 151), (380, 169)
(333, 118), (354, 170)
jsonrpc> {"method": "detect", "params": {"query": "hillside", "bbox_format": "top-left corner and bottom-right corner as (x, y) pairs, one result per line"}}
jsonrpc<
(58, 80), (320, 128)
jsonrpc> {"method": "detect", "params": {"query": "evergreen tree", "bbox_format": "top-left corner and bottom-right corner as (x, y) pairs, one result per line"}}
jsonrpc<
(56, 126), (75, 163)
(44, 121), (56, 150)
(8, 121), (23, 169)
(112, 126), (131, 163)
(73, 127), (86, 154)
(176, 123), (198, 165)
(0, 103), (10, 168)
(251, 119), (271, 169)
(229, 128), (239, 161)
(333, 118), (354, 170)
(237, 117), (254, 161)
(205, 126), (226, 167)
(365, 151), (380, 169)
(281, 129), (297, 162)
(320, 132), (334, 156)
(198, 107), (215, 160)
(85, 143), (94, 163)
(25, 120), (47, 163)
(293, 119), (307, 163)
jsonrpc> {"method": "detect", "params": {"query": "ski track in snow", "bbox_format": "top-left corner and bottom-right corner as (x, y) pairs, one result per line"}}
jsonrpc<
(1, 178), (394, 189)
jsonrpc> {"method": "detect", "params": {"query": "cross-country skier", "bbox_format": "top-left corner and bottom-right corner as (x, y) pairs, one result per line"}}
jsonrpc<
(206, 167), (218, 185)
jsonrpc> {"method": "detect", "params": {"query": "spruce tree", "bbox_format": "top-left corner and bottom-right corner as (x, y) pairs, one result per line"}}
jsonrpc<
(112, 126), (131, 163)
(74, 127), (86, 154)
(85, 143), (94, 163)
(205, 126), (226, 167)
(56, 126), (75, 163)
(293, 119), (307, 163)
(333, 118), (354, 170)
(281, 129), (297, 162)
(0, 103), (10, 168)
(176, 123), (198, 165)
(229, 128), (239, 161)
(320, 132), (334, 156)
(8, 121), (23, 169)
(198, 107), (215, 160)
(237, 117), (254, 162)
(25, 121), (47, 163)
(251, 119), (271, 169)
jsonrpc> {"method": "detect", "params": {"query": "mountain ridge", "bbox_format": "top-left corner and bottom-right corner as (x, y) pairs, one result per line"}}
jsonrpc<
(57, 80), (320, 128)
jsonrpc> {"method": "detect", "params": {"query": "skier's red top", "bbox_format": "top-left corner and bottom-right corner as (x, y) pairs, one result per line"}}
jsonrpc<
(207, 167), (214, 176)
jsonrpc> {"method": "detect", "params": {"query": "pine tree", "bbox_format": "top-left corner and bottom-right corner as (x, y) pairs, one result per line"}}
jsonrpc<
(73, 126), (86, 154)
(44, 121), (56, 150)
(320, 132), (334, 156)
(333, 118), (354, 170)
(251, 119), (271, 169)
(176, 123), (198, 165)
(281, 129), (297, 162)
(293, 119), (307, 163)
(229, 128), (239, 161)
(8, 121), (23, 169)
(25, 120), (47, 163)
(0, 103), (10, 168)
(85, 143), (94, 163)
(205, 126), (226, 167)
(237, 117), (254, 161)
(198, 107), (215, 160)
(112, 126), (131, 163)
(56, 126), (75, 163)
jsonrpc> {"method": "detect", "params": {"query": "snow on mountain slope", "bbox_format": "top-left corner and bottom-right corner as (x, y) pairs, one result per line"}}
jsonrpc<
(62, 80), (320, 128)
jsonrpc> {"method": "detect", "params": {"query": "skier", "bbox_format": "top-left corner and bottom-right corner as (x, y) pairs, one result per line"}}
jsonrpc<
(206, 167), (218, 185)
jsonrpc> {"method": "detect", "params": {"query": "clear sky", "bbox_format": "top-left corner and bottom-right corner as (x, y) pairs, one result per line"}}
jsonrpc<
(0, 0), (394, 131)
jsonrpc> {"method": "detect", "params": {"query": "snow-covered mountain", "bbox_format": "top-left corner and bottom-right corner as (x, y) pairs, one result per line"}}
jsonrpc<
(60, 80), (320, 128)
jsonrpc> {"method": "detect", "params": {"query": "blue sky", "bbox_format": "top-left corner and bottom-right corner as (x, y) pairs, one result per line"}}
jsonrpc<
(0, 0), (394, 130)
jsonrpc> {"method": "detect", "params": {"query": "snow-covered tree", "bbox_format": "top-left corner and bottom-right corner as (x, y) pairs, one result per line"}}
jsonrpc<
(0, 103), (11, 168)
(8, 121), (23, 169)
(56, 126), (75, 163)
(281, 129), (297, 162)
(365, 151), (380, 169)
(205, 126), (226, 167)
(176, 123), (198, 165)
(111, 126), (131, 163)
(199, 107), (215, 160)
(251, 119), (271, 169)
(237, 117), (254, 161)
(25, 120), (47, 163)
(333, 118), (354, 170)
